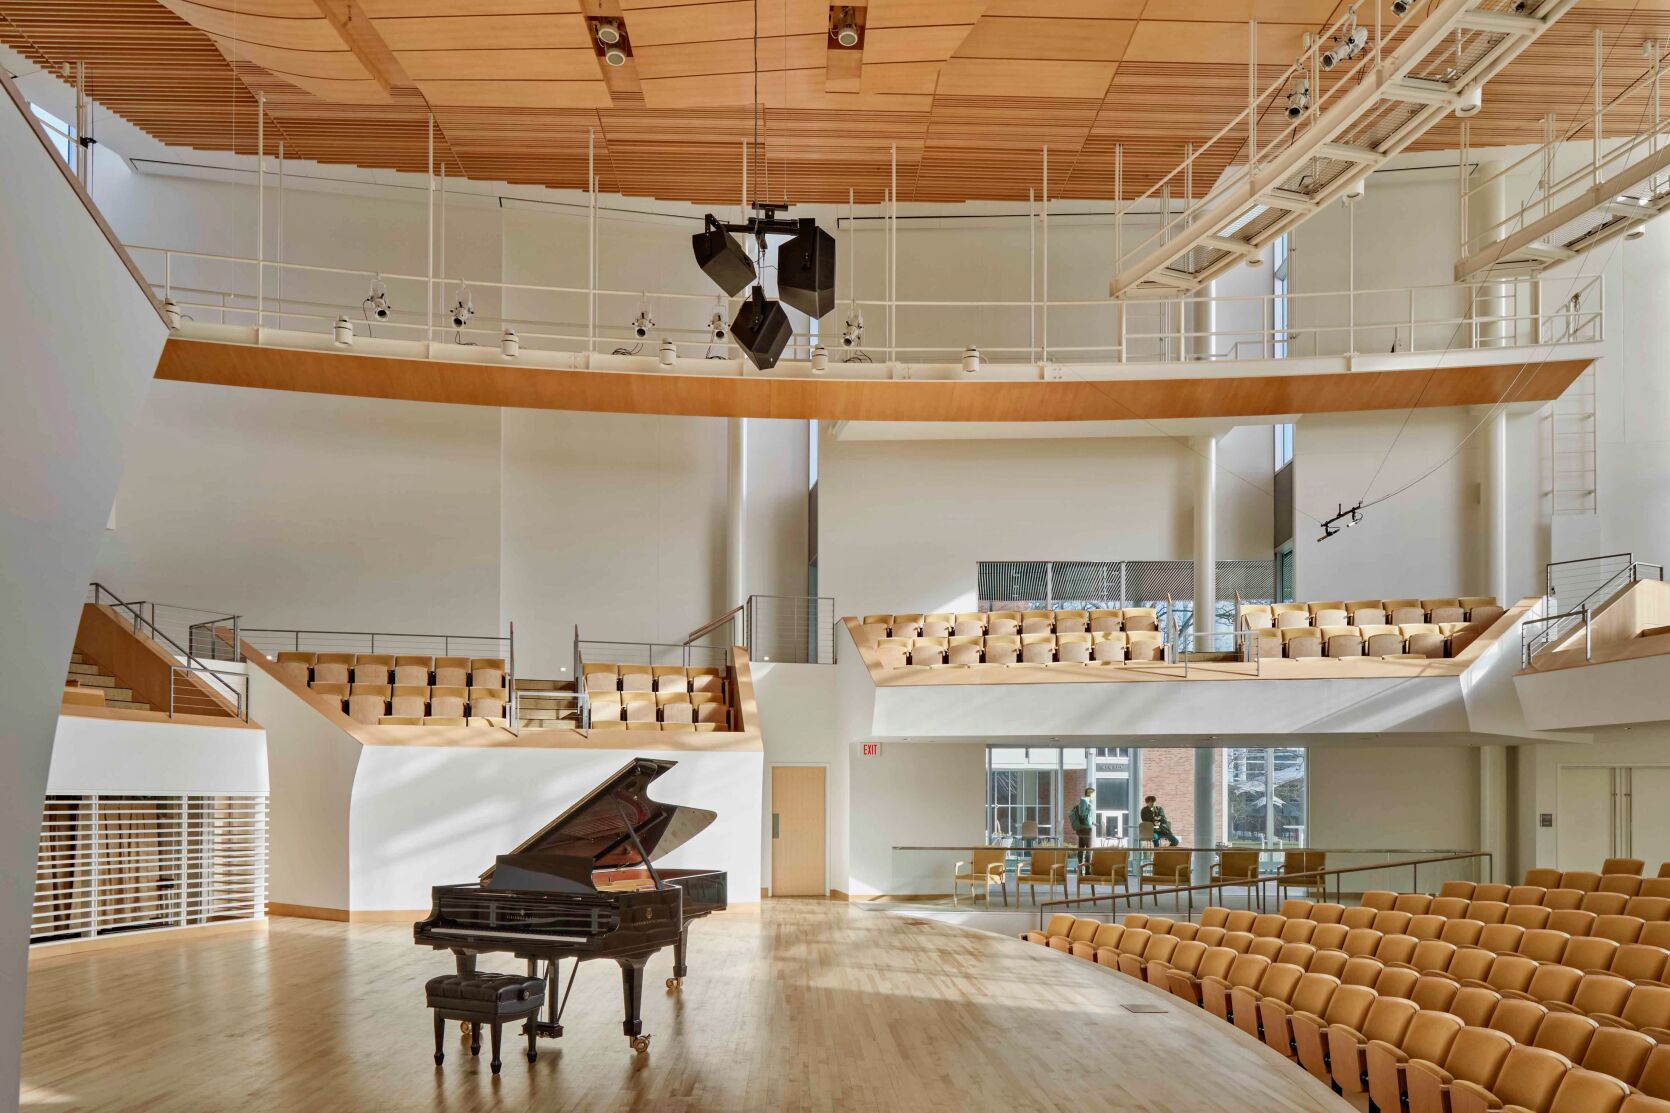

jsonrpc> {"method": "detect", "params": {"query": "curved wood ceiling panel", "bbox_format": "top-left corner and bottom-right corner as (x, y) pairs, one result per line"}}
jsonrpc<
(3, 0), (1666, 202)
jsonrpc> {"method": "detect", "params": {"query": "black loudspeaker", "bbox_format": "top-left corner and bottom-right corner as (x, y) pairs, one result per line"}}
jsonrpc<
(692, 219), (756, 296)
(777, 219), (836, 318)
(731, 287), (792, 371)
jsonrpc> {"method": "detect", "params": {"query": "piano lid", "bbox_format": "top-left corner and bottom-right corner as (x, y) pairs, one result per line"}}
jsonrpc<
(479, 757), (717, 887)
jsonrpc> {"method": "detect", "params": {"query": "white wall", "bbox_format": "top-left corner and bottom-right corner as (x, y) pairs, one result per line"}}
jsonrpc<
(99, 381), (503, 634)
(48, 716), (267, 795)
(349, 747), (762, 910)
(847, 741), (988, 897)
(0, 93), (165, 1113)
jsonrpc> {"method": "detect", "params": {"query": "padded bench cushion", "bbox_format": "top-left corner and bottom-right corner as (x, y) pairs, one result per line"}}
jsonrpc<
(425, 973), (545, 1014)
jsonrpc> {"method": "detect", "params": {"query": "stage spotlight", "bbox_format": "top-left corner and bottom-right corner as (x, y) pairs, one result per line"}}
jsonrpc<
(1455, 84), (1483, 117)
(334, 316), (354, 346)
(811, 345), (829, 373)
(731, 287), (792, 370)
(841, 310), (863, 348)
(1391, 0), (1411, 14)
(708, 311), (729, 343)
(595, 20), (622, 44)
(692, 215), (756, 296)
(1285, 75), (1311, 119)
(659, 338), (677, 368)
(962, 346), (980, 374)
(365, 279), (392, 321)
(500, 329), (519, 357)
(631, 309), (655, 339)
(603, 42), (627, 66)
(449, 287), (474, 329)
(1321, 23), (1367, 69)
(778, 219), (837, 318)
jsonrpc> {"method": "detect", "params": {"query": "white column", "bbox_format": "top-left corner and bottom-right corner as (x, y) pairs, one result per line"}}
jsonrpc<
(726, 418), (748, 608)
(1473, 160), (1509, 348)
(1487, 407), (1508, 603)
(1193, 434), (1218, 644)
(1194, 746), (1218, 883)
(1480, 745), (1509, 885)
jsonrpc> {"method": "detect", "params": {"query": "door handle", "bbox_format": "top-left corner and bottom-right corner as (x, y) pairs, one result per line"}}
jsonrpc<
(772, 813), (780, 839)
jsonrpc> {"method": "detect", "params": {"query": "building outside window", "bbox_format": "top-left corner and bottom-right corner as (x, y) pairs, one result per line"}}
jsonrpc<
(986, 747), (1133, 844)
(1224, 746), (1308, 845)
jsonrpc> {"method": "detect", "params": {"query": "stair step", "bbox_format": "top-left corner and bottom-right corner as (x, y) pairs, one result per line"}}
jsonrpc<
(515, 678), (575, 693)
(70, 652), (86, 665)
(107, 700), (151, 710)
(520, 719), (575, 731)
(67, 662), (101, 676)
(68, 673), (116, 688)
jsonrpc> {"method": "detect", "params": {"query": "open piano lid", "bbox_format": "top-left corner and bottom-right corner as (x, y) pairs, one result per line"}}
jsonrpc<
(480, 757), (716, 892)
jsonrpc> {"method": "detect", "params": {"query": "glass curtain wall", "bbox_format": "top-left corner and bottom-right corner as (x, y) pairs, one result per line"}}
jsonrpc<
(976, 560), (1276, 639)
(986, 747), (1134, 844)
(1224, 747), (1309, 846)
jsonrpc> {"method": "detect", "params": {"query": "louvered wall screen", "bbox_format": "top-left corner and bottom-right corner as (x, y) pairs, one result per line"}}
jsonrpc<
(31, 793), (267, 944)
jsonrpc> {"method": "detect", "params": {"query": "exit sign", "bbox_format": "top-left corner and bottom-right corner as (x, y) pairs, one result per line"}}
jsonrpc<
(861, 742), (881, 757)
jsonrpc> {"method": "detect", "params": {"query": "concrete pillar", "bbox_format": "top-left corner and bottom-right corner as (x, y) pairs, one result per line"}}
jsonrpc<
(1193, 435), (1218, 644)
(1486, 407), (1508, 603)
(726, 418), (747, 610)
(1194, 746), (1219, 883)
(1480, 745), (1509, 885)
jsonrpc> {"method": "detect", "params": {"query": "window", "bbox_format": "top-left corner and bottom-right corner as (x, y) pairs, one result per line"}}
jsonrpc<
(1224, 747), (1308, 846)
(1274, 423), (1294, 469)
(986, 746), (1134, 843)
(1275, 543), (1295, 603)
(30, 104), (75, 165)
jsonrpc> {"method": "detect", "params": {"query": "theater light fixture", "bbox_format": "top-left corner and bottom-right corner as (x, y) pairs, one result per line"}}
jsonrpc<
(595, 20), (622, 44)
(449, 286), (474, 330)
(841, 310), (863, 348)
(365, 278), (392, 321)
(1342, 175), (1367, 203)
(1321, 10), (1368, 70)
(962, 346), (980, 374)
(658, 338), (677, 368)
(811, 345), (829, 373)
(1285, 74), (1311, 119)
(500, 329), (519, 357)
(631, 308), (655, 340)
(334, 316), (354, 346)
(708, 311), (729, 343)
(831, 6), (861, 48)
(594, 19), (629, 66)
(1455, 84), (1483, 117)
(1391, 0), (1412, 14)
(1317, 501), (1364, 542)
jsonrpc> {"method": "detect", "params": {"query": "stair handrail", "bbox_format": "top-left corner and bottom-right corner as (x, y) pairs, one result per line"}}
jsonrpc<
(685, 602), (745, 649)
(88, 582), (246, 714)
(1524, 558), (1665, 665)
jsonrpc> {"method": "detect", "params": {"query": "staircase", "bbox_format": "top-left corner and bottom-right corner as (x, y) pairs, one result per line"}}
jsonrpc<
(65, 649), (151, 711)
(513, 677), (580, 731)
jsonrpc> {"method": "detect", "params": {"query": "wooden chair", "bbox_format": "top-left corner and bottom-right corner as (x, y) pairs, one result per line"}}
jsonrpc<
(1212, 849), (1264, 910)
(1018, 848), (1068, 903)
(953, 848), (1008, 906)
(1277, 850), (1328, 904)
(1138, 850), (1192, 911)
(1079, 849), (1129, 897)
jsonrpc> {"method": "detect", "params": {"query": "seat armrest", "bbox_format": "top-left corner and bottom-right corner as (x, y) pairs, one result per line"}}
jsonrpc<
(1447, 1079), (1502, 1113)
(955, 860), (969, 873)
(1590, 1012), (1630, 1028)
(1407, 1060), (1454, 1086)
(1364, 1038), (1406, 1062)
(1328, 1023), (1367, 1045)
(984, 863), (1005, 878)
(1262, 999), (1294, 1017)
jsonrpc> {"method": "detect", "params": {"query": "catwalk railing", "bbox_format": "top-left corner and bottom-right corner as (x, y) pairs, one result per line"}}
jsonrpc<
(1523, 557), (1665, 666)
(1035, 849), (1493, 928)
(129, 246), (1603, 368)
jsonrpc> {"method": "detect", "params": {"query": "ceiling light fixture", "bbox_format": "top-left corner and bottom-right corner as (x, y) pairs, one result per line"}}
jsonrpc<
(365, 278), (392, 321)
(831, 6), (861, 47)
(1455, 84), (1483, 117)
(1317, 501), (1365, 541)
(811, 345), (829, 373)
(334, 316), (354, 346)
(595, 20), (622, 45)
(962, 346), (980, 374)
(500, 329), (519, 357)
(1285, 74), (1311, 119)
(1321, 8), (1368, 70)
(659, 338), (677, 368)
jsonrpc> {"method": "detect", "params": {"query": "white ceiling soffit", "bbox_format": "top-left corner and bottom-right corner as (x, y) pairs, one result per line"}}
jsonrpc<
(829, 417), (1297, 442)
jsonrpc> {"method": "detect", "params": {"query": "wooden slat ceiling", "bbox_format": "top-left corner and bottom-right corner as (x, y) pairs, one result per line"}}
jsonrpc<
(3, 0), (1668, 203)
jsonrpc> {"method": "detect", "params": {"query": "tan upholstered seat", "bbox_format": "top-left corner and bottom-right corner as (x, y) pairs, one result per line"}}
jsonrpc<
(1605, 857), (1648, 877)
(1138, 850), (1192, 910)
(1091, 631), (1127, 662)
(310, 681), (349, 711)
(1088, 608), (1123, 633)
(313, 653), (353, 685)
(1055, 632), (1093, 663)
(876, 637), (912, 668)
(346, 683), (390, 725)
(1020, 610), (1055, 635)
(434, 656), (470, 687)
(1019, 634), (1056, 664)
(1126, 631), (1166, 662)
(1322, 625), (1363, 657)
(984, 635), (1021, 664)
(653, 666), (690, 693)
(429, 685), (467, 718)
(1238, 604), (1273, 629)
(1424, 598), (1465, 624)
(1462, 597), (1506, 627)
(275, 651), (315, 685)
(1053, 610), (1089, 634)
(1385, 599), (1426, 625)
(352, 654), (393, 685)
(583, 663), (619, 692)
(1401, 623), (1445, 658)
(946, 636), (983, 665)
(1360, 624), (1405, 656)
(919, 613), (953, 638)
(689, 667), (725, 695)
(952, 612), (987, 636)
(891, 613), (924, 638)
(1272, 602), (1311, 628)
(1283, 627), (1322, 658)
(390, 684), (428, 718)
(469, 687), (508, 719)
(1017, 848), (1068, 902)
(1311, 603), (1349, 626)
(658, 691), (694, 724)
(910, 637), (947, 665)
(1348, 600), (1389, 625)
(1079, 849), (1128, 896)
(393, 656), (432, 686)
(985, 611), (1022, 636)
(617, 664), (653, 692)
(1121, 607), (1159, 632)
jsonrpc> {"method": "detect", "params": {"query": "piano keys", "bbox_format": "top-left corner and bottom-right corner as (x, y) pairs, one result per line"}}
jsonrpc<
(413, 757), (727, 1053)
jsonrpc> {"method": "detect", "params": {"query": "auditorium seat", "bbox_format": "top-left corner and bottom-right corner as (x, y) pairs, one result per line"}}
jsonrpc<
(1127, 632), (1166, 661)
(1056, 632), (1092, 662)
(1282, 628), (1322, 658)
(390, 685), (427, 718)
(1123, 607), (1159, 632)
(1019, 634), (1055, 664)
(1425, 599), (1466, 624)
(1350, 600), (1389, 625)
(947, 636), (982, 664)
(920, 613), (952, 638)
(1088, 608), (1123, 633)
(1403, 1026), (1516, 1113)
(429, 686), (467, 718)
(393, 656), (431, 685)
(275, 651), (314, 685)
(313, 653), (353, 685)
(434, 656), (470, 687)
(987, 611), (1021, 636)
(352, 654), (393, 685)
(911, 637), (947, 665)
(310, 681), (348, 711)
(347, 683), (389, 725)
(984, 635), (1021, 664)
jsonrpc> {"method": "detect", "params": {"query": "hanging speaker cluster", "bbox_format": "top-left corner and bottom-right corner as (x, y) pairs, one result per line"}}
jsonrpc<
(691, 206), (838, 371)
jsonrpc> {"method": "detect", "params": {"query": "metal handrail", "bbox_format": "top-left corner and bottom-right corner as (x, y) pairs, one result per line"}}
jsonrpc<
(1523, 559), (1666, 666)
(88, 583), (246, 715)
(685, 603), (744, 647)
(168, 664), (249, 721)
(1037, 850), (1493, 928)
(1172, 628), (1264, 677)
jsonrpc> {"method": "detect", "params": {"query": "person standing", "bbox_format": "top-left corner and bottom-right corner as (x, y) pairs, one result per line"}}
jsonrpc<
(1141, 795), (1179, 847)
(1069, 786), (1096, 870)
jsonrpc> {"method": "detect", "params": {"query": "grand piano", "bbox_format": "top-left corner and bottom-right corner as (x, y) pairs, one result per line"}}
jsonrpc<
(414, 757), (727, 1053)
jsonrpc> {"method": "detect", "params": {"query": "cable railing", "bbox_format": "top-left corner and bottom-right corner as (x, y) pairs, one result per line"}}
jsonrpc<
(87, 583), (248, 718)
(681, 595), (837, 665)
(127, 245), (1604, 369)
(571, 628), (732, 730)
(1036, 849), (1493, 929)
(1522, 557), (1665, 666)
(240, 624), (517, 730)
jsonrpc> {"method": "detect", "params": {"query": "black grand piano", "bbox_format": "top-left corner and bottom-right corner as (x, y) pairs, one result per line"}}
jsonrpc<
(414, 757), (727, 1053)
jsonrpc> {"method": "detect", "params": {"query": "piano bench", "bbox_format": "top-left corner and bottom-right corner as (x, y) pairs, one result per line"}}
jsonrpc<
(425, 973), (545, 1074)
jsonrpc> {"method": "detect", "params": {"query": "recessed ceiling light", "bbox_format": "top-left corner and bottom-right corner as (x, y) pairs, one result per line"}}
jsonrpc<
(596, 20), (622, 44)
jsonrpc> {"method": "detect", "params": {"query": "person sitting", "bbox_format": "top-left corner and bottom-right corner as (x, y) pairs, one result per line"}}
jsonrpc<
(1140, 795), (1179, 847)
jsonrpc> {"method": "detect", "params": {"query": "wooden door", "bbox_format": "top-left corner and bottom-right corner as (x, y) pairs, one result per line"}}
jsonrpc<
(771, 766), (826, 897)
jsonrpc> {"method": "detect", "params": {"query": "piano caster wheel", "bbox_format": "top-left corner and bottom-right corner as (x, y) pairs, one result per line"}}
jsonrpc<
(665, 977), (682, 992)
(630, 1035), (651, 1054)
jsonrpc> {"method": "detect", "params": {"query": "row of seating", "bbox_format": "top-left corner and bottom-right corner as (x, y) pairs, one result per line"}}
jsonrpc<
(1026, 907), (1670, 1113)
(582, 663), (726, 695)
(377, 717), (508, 728)
(1237, 597), (1505, 630)
(590, 721), (723, 733)
(877, 632), (1167, 667)
(277, 651), (505, 689)
(859, 609), (1160, 640)
(310, 681), (506, 725)
(1252, 622), (1481, 659)
(1364, 885), (1670, 927)
(1528, 863), (1670, 887)
(588, 690), (731, 727)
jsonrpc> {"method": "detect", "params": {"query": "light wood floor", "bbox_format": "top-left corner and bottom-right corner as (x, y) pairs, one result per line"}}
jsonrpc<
(21, 903), (1351, 1112)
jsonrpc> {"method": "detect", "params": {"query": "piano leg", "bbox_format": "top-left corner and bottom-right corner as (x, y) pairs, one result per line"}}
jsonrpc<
(534, 958), (564, 1040)
(618, 956), (651, 1053)
(666, 924), (688, 992)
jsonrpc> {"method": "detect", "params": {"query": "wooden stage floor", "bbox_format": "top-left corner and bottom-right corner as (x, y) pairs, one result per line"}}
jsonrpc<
(21, 902), (1350, 1112)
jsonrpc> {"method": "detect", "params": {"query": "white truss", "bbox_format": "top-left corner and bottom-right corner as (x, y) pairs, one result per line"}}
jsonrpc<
(1110, 0), (1578, 300)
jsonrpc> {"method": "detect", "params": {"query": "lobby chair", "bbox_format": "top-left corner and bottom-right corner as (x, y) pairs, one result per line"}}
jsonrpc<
(1018, 848), (1068, 903)
(1211, 849), (1263, 911)
(1138, 850), (1192, 911)
(953, 848), (1007, 906)
(1276, 851), (1328, 905)
(1079, 849), (1129, 898)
